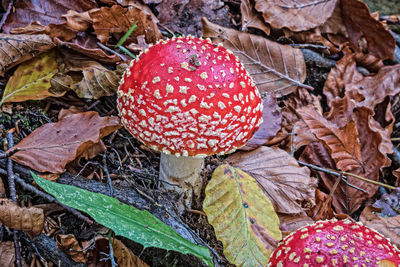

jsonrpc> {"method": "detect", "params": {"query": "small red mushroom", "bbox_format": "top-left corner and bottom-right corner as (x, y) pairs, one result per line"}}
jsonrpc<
(268, 219), (400, 267)
(117, 36), (263, 211)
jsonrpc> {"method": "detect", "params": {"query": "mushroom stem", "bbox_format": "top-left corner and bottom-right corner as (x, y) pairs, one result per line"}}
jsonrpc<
(159, 153), (204, 212)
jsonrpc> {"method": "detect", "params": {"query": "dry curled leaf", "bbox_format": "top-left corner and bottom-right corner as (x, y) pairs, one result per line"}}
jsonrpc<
(300, 141), (349, 213)
(241, 95), (281, 150)
(84, 236), (149, 267)
(254, 0), (338, 32)
(9, 21), (46, 35)
(227, 146), (317, 215)
(202, 18), (309, 97)
(3, 0), (97, 32)
(341, 0), (395, 60)
(324, 48), (400, 111)
(241, 0), (270, 35)
(360, 206), (400, 248)
(89, 5), (161, 45)
(0, 198), (44, 237)
(3, 0), (97, 41)
(56, 234), (86, 263)
(271, 87), (321, 149)
(298, 107), (363, 172)
(349, 65), (400, 111)
(9, 111), (121, 173)
(281, 2), (346, 55)
(63, 10), (92, 32)
(323, 50), (363, 106)
(52, 49), (124, 99)
(0, 34), (54, 77)
(307, 189), (335, 221)
(0, 241), (15, 267)
(278, 213), (314, 238)
(54, 35), (121, 64)
(301, 103), (392, 214)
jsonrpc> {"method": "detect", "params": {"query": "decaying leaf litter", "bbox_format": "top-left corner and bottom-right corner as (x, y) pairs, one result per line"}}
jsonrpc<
(0, 0), (399, 266)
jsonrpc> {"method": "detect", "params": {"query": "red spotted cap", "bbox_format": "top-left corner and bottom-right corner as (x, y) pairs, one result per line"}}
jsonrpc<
(268, 219), (400, 266)
(117, 36), (263, 157)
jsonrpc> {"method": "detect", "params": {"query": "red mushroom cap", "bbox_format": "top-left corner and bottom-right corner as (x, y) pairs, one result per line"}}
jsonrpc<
(268, 219), (400, 266)
(117, 36), (263, 157)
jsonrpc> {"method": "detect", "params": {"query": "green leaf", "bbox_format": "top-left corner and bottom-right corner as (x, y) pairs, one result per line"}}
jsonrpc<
(115, 21), (137, 48)
(203, 165), (281, 267)
(32, 172), (213, 266)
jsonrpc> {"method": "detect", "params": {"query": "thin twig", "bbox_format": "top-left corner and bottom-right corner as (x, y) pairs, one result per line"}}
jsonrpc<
(6, 132), (22, 267)
(0, 147), (20, 159)
(6, 133), (17, 202)
(298, 160), (365, 192)
(0, 1), (13, 29)
(298, 160), (396, 190)
(290, 44), (330, 50)
(314, 173), (343, 221)
(103, 153), (113, 197)
(108, 231), (117, 267)
(96, 42), (128, 61)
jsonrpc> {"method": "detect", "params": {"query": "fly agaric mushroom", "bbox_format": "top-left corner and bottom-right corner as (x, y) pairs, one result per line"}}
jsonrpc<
(117, 36), (263, 211)
(268, 219), (400, 266)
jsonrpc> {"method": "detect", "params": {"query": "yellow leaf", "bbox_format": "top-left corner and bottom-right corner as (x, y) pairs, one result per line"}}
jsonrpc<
(203, 164), (281, 267)
(1, 50), (63, 104)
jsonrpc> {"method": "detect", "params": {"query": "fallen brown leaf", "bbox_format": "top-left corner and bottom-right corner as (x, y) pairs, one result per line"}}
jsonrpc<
(227, 146), (316, 215)
(349, 65), (400, 111)
(3, 0), (97, 32)
(319, 1), (347, 36)
(2, 0), (98, 41)
(63, 10), (92, 32)
(254, 0), (338, 32)
(307, 189), (335, 221)
(360, 205), (400, 248)
(89, 5), (161, 45)
(300, 103), (392, 214)
(9, 21), (46, 35)
(0, 198), (44, 237)
(56, 234), (86, 263)
(52, 49), (125, 99)
(298, 106), (363, 172)
(341, 0), (395, 60)
(240, 95), (281, 150)
(0, 241), (15, 267)
(54, 35), (122, 64)
(0, 34), (54, 77)
(202, 18), (309, 97)
(281, 3), (345, 55)
(9, 111), (121, 173)
(278, 213), (314, 237)
(84, 236), (149, 267)
(300, 141), (351, 213)
(323, 50), (363, 106)
(265, 88), (321, 148)
(241, 0), (270, 35)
